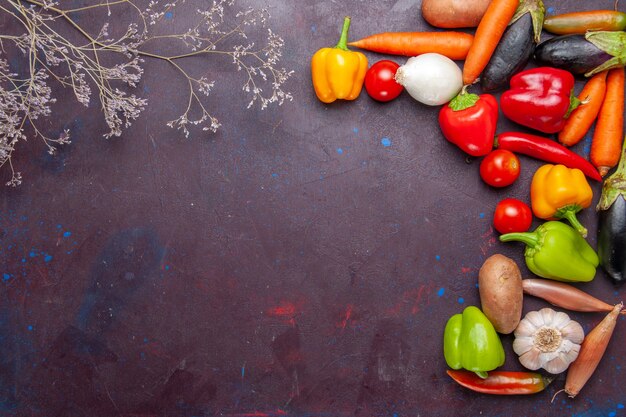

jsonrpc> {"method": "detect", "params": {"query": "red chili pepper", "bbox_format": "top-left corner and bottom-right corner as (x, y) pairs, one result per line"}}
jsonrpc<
(500, 67), (581, 134)
(495, 131), (602, 182)
(446, 370), (554, 395)
(438, 89), (498, 157)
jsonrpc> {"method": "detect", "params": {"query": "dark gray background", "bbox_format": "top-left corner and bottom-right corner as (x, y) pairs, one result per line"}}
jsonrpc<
(1, 0), (625, 416)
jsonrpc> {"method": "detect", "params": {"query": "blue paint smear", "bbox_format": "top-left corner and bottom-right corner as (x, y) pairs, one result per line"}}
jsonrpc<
(271, 173), (278, 178)
(381, 137), (392, 147)
(27, 325), (33, 331)
(479, 213), (485, 219)
(74, 228), (165, 333)
(311, 25), (317, 33)
(353, 127), (358, 134)
(164, 11), (173, 19)
(583, 131), (593, 157)
(29, 251), (37, 258)
(2, 273), (10, 282)
(63, 231), (72, 238)
(44, 254), (53, 263)
(336, 148), (344, 155)
(458, 297), (465, 304)
(618, 404), (624, 409)
(435, 255), (441, 261)
(547, 6), (555, 14)
(437, 288), (445, 297)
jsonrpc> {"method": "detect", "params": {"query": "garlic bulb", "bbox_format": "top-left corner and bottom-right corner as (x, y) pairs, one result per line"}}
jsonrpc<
(513, 308), (585, 374)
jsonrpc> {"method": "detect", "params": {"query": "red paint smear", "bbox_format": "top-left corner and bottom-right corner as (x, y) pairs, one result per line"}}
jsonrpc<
(386, 285), (434, 316)
(481, 226), (495, 239)
(144, 341), (171, 359)
(461, 267), (473, 274)
(266, 301), (300, 325)
(337, 304), (354, 329)
(227, 410), (288, 417)
(266, 302), (297, 317)
(411, 285), (429, 315)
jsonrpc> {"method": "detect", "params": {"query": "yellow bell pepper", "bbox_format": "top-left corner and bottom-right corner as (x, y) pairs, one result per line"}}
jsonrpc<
(530, 164), (593, 237)
(311, 17), (368, 104)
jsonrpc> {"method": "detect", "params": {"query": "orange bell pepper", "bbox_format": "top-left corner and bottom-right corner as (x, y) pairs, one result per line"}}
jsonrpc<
(311, 17), (368, 104)
(530, 164), (593, 237)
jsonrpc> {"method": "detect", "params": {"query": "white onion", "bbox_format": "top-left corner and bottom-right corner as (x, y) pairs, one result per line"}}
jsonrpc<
(394, 53), (463, 106)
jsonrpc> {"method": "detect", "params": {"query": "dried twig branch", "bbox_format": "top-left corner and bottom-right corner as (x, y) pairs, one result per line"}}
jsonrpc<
(0, 0), (293, 186)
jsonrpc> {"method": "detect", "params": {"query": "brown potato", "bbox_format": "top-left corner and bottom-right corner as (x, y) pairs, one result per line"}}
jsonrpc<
(421, 0), (491, 28)
(478, 254), (523, 334)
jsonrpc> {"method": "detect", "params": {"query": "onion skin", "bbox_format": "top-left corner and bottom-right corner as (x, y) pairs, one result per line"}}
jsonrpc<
(394, 53), (463, 106)
(522, 278), (621, 313)
(564, 303), (623, 398)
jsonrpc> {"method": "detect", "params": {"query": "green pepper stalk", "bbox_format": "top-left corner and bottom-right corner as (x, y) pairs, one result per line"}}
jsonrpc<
(443, 306), (505, 379)
(500, 221), (599, 282)
(597, 134), (626, 284)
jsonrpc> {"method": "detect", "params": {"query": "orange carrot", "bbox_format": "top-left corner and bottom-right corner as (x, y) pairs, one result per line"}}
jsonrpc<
(558, 71), (608, 147)
(590, 67), (625, 177)
(347, 32), (474, 61)
(462, 0), (519, 85)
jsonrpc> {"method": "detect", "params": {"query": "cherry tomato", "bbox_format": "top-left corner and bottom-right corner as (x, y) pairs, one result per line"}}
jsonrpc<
(493, 198), (533, 234)
(364, 60), (404, 102)
(479, 149), (521, 187)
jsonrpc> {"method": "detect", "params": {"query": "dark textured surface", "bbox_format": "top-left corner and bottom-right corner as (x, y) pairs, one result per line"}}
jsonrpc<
(1, 1), (625, 416)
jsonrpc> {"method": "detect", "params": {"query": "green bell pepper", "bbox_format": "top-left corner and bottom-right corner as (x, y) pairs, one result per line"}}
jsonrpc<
(443, 306), (505, 378)
(499, 220), (599, 282)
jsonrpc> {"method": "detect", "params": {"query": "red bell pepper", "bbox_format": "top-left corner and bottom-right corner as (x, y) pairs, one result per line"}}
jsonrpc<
(439, 89), (498, 157)
(500, 67), (581, 134)
(446, 370), (554, 395)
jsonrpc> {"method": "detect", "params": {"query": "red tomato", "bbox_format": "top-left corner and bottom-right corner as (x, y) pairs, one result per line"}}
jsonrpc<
(364, 60), (404, 102)
(493, 198), (533, 234)
(479, 150), (521, 187)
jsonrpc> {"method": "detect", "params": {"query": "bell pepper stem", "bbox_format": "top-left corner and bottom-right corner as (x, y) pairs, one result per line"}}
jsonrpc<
(448, 86), (480, 111)
(335, 16), (352, 51)
(499, 231), (540, 248)
(558, 210), (588, 238)
(565, 91), (582, 118)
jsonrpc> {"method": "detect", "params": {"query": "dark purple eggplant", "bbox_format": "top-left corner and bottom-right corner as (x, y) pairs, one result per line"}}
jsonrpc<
(597, 141), (626, 285)
(481, 0), (544, 92)
(534, 31), (626, 77)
